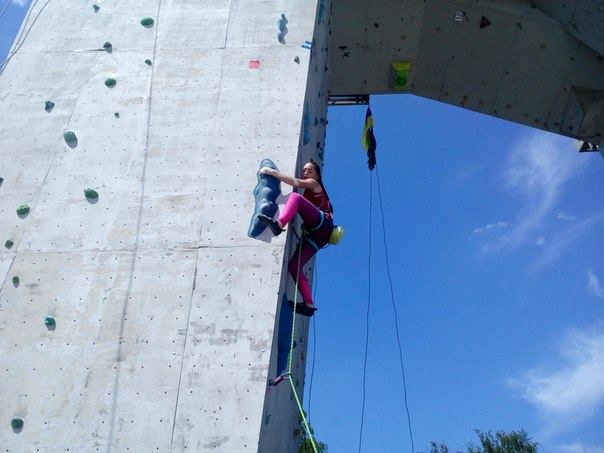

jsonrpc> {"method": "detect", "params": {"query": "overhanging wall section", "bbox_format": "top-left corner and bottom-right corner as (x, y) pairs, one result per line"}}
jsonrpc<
(0, 1), (322, 450)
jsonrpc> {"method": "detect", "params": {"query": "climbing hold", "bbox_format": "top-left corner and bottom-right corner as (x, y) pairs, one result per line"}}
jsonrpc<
(114, 112), (120, 118)
(264, 414), (271, 426)
(302, 40), (312, 50)
(44, 101), (54, 112)
(16, 205), (30, 217)
(92, 4), (99, 12)
(277, 13), (288, 44)
(480, 16), (491, 28)
(12, 276), (19, 287)
(0, 176), (3, 186)
(390, 62), (412, 91)
(248, 59), (260, 69)
(248, 159), (282, 238)
(45, 316), (56, 328)
(140, 17), (154, 28)
(102, 42), (112, 53)
(294, 56), (300, 64)
(84, 188), (99, 200)
(63, 131), (78, 148)
(104, 78), (117, 88)
(302, 103), (310, 145)
(11, 418), (23, 431)
(144, 59), (152, 66)
(5, 239), (14, 249)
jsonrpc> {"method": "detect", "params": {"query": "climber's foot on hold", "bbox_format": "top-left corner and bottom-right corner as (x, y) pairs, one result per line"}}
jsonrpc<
(257, 214), (284, 236)
(287, 300), (317, 317)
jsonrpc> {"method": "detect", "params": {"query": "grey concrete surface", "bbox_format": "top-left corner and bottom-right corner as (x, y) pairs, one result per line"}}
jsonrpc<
(1, 0), (326, 451)
(329, 0), (604, 146)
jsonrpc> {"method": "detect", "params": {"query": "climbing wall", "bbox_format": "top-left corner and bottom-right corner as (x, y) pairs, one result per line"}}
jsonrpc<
(259, 0), (331, 450)
(0, 1), (328, 451)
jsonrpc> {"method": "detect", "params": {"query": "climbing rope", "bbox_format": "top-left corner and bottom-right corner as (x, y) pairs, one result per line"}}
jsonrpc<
(358, 164), (415, 453)
(0, 0), (14, 21)
(286, 229), (319, 453)
(376, 166), (415, 453)
(358, 170), (373, 453)
(0, 0), (53, 73)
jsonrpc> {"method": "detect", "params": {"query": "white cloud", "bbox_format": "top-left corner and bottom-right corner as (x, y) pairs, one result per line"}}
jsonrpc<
(587, 269), (604, 298)
(472, 222), (508, 234)
(557, 211), (576, 221)
(554, 443), (604, 453)
(509, 327), (604, 434)
(530, 213), (604, 272)
(536, 237), (546, 246)
(499, 134), (587, 247)
(13, 0), (29, 6)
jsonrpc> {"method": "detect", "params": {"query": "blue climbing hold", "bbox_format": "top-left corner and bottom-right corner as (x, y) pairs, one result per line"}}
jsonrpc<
(248, 159), (281, 238)
(277, 13), (288, 44)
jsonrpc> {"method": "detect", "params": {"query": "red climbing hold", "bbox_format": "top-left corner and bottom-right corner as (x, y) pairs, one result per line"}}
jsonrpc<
(248, 60), (260, 69)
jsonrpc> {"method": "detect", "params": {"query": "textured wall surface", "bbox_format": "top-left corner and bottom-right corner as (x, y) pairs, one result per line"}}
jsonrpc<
(0, 1), (327, 451)
(329, 0), (604, 146)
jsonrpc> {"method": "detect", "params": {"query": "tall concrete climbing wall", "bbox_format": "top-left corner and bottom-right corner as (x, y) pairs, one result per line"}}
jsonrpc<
(259, 0), (331, 450)
(0, 1), (328, 451)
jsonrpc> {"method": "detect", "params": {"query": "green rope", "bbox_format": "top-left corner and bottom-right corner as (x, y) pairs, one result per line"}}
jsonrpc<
(286, 234), (319, 453)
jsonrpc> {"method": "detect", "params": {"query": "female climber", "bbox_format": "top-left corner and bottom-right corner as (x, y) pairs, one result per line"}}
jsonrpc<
(257, 160), (334, 317)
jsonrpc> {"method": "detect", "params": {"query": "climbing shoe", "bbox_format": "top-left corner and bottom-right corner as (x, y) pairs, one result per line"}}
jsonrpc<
(257, 213), (284, 236)
(287, 300), (317, 317)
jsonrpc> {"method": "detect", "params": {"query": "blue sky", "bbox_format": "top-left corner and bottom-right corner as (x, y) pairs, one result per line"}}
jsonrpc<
(2, 3), (604, 452)
(313, 99), (604, 452)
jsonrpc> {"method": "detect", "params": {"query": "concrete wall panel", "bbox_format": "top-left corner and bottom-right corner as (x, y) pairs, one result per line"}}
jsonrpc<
(1, 0), (325, 451)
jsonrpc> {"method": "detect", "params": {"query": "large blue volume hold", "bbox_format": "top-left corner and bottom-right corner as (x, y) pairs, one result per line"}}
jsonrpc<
(248, 159), (281, 238)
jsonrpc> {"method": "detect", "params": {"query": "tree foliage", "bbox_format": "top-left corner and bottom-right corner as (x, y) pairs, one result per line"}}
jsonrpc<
(429, 429), (538, 453)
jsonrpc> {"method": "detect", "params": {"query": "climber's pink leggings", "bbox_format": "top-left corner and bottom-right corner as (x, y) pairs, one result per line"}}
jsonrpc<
(279, 193), (333, 306)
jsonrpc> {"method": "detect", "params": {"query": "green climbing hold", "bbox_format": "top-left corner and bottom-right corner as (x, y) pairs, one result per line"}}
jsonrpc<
(140, 17), (154, 28)
(45, 101), (54, 112)
(11, 418), (23, 430)
(294, 56), (300, 64)
(45, 316), (56, 327)
(114, 112), (120, 118)
(84, 188), (99, 199)
(144, 59), (152, 66)
(104, 78), (117, 88)
(103, 42), (112, 52)
(16, 205), (30, 217)
(5, 239), (14, 249)
(93, 4), (99, 12)
(64, 131), (78, 148)
(12, 276), (19, 286)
